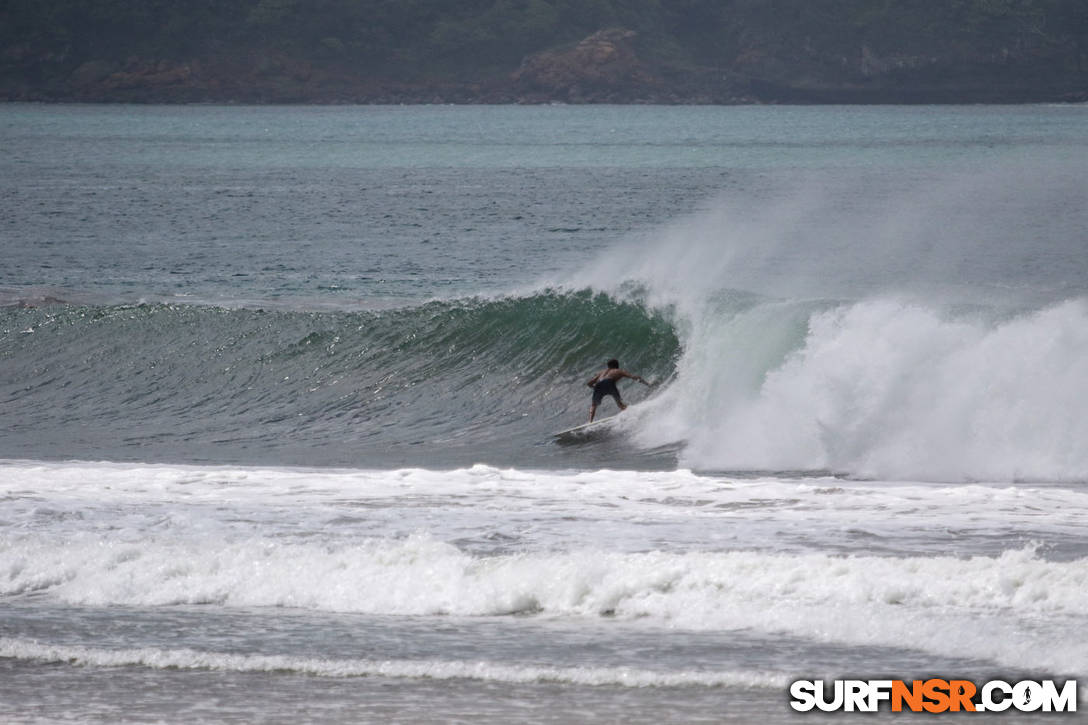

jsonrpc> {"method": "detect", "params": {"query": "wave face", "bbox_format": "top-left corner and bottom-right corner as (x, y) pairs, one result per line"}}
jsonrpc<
(0, 292), (679, 468)
(5, 292), (1088, 481)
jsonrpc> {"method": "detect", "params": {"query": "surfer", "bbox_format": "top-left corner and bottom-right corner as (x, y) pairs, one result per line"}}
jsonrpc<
(587, 359), (650, 422)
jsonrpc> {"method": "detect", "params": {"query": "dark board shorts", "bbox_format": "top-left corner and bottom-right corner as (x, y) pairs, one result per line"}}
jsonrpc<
(592, 378), (621, 405)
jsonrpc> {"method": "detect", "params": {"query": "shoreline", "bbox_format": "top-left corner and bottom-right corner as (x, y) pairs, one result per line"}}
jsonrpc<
(5, 54), (1085, 107)
(6, 93), (1087, 106)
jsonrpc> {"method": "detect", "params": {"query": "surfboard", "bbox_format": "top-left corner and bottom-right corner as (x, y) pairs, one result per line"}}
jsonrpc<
(552, 415), (618, 441)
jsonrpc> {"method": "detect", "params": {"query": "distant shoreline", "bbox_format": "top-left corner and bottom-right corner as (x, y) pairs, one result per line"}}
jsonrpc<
(7, 73), (1084, 106)
(6, 3), (1087, 107)
(5, 28), (1085, 107)
(5, 85), (1086, 106)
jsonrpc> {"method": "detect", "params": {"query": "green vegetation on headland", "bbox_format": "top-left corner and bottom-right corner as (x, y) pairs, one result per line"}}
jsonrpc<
(2, 0), (1086, 103)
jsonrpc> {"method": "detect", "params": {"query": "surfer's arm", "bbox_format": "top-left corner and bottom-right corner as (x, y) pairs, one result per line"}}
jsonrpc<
(621, 370), (651, 385)
(586, 372), (601, 387)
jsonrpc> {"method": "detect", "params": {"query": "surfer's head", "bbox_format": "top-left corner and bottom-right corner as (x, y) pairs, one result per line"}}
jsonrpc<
(607, 359), (619, 369)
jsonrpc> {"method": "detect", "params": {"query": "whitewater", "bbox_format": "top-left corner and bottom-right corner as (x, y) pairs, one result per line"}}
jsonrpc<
(2, 103), (1088, 722)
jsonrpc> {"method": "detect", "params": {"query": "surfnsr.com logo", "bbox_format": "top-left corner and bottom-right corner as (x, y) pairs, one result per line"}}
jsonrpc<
(789, 679), (1078, 713)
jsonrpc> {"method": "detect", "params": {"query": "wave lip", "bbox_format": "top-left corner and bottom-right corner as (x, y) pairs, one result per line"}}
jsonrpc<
(0, 638), (783, 689)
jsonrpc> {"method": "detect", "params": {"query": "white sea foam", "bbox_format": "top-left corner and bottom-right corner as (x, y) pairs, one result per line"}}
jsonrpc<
(0, 638), (782, 688)
(3, 459), (1088, 675)
(4, 529), (1087, 672)
(7, 528), (1085, 614)
(637, 298), (1088, 482)
(4, 460), (1087, 554)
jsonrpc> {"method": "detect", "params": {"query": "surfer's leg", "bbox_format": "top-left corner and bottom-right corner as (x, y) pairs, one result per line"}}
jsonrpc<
(613, 393), (626, 411)
(589, 402), (598, 422)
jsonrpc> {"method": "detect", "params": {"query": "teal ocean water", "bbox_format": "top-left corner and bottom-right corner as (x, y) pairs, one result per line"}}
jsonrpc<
(2, 104), (1088, 722)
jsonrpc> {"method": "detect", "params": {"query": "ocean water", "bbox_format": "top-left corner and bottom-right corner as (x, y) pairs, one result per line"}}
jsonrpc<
(2, 103), (1088, 723)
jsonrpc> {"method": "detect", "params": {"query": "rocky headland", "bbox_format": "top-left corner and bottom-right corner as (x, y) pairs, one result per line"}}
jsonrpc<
(3, 2), (1086, 104)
